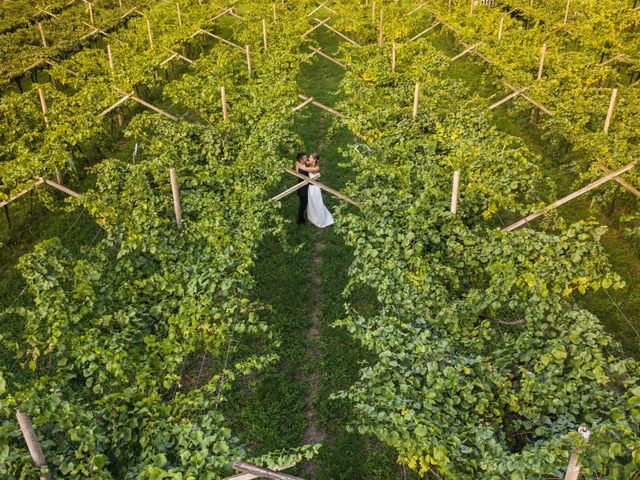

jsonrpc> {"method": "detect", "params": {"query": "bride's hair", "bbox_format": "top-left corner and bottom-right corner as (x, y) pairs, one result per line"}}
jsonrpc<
(310, 152), (319, 165)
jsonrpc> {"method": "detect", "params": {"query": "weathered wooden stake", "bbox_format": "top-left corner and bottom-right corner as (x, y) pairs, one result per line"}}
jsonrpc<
(372, 1), (376, 22)
(448, 0), (452, 10)
(221, 85), (229, 120)
(16, 411), (51, 480)
(107, 44), (114, 72)
(88, 3), (94, 24)
(37, 87), (50, 128)
(603, 87), (618, 133)
(392, 43), (397, 72)
(176, 3), (182, 25)
(412, 83), (420, 119)
(262, 19), (267, 50)
(470, 0), (474, 16)
(451, 170), (461, 214)
(37, 22), (48, 47)
(563, 0), (571, 25)
(537, 43), (547, 80)
(498, 17), (504, 40)
(564, 427), (591, 480)
(118, 0), (122, 7)
(146, 17), (153, 48)
(378, 8), (383, 46)
(168, 168), (183, 230)
(246, 45), (252, 76)
(273, 3), (277, 21)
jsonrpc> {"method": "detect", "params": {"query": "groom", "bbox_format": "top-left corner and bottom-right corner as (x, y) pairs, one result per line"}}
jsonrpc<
(295, 152), (319, 225)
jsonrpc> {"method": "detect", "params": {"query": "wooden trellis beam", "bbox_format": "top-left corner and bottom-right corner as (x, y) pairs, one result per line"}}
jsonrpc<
(270, 173), (322, 201)
(409, 21), (441, 41)
(42, 178), (81, 197)
(488, 87), (528, 110)
(502, 82), (554, 115)
(99, 89), (178, 121)
(451, 42), (482, 61)
(229, 462), (304, 480)
(292, 96), (315, 112)
(596, 162), (640, 198)
(408, 3), (425, 15)
(307, 0), (330, 17)
(211, 2), (245, 20)
(308, 47), (345, 68)
(314, 18), (360, 46)
(302, 17), (330, 37)
(198, 28), (244, 50)
(284, 168), (360, 208)
(16, 411), (51, 480)
(503, 162), (636, 232)
(161, 47), (194, 65)
(0, 180), (45, 209)
(297, 94), (342, 117)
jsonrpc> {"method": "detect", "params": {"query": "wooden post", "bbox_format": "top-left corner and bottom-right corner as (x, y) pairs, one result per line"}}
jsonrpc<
(503, 162), (636, 231)
(537, 43), (547, 80)
(498, 17), (504, 40)
(451, 170), (461, 214)
(262, 19), (267, 50)
(603, 88), (618, 133)
(273, 3), (276, 21)
(372, 1), (376, 22)
(412, 83), (420, 119)
(37, 87), (49, 128)
(378, 8), (383, 46)
(245, 45), (252, 77)
(107, 44), (114, 72)
(37, 22), (48, 47)
(88, 2), (94, 24)
(470, 0), (474, 16)
(16, 411), (51, 480)
(168, 168), (183, 230)
(221, 86), (229, 120)
(176, 3), (182, 25)
(118, 0), (122, 7)
(146, 17), (153, 49)
(563, 0), (571, 25)
(448, 0), (452, 10)
(392, 43), (397, 72)
(564, 427), (591, 480)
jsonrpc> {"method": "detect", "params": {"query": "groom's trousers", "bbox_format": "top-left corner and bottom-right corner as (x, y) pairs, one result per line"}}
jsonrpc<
(297, 186), (309, 224)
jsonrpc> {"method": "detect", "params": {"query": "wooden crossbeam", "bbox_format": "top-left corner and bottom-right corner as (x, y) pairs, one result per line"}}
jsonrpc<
(0, 179), (45, 209)
(160, 53), (179, 66)
(502, 82), (554, 115)
(302, 17), (330, 36)
(408, 3), (425, 15)
(271, 173), (322, 201)
(230, 462), (304, 480)
(409, 21), (441, 41)
(308, 47), (345, 68)
(99, 93), (133, 117)
(115, 89), (178, 121)
(224, 461), (297, 480)
(488, 88), (528, 110)
(162, 47), (194, 64)
(42, 178), (81, 197)
(315, 18), (360, 46)
(451, 42), (482, 61)
(292, 96), (315, 112)
(211, 2), (245, 20)
(81, 21), (108, 36)
(307, 1), (329, 17)
(198, 28), (244, 50)
(503, 162), (636, 232)
(596, 162), (640, 198)
(285, 168), (360, 208)
(120, 7), (141, 19)
(297, 94), (342, 117)
(211, 8), (234, 22)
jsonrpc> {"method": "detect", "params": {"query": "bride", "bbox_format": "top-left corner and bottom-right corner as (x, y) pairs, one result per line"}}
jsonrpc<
(306, 153), (334, 228)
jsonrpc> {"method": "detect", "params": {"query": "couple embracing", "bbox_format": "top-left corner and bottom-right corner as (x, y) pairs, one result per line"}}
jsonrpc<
(296, 152), (334, 228)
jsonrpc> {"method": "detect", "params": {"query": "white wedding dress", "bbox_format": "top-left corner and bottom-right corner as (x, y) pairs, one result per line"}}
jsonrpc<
(307, 173), (334, 228)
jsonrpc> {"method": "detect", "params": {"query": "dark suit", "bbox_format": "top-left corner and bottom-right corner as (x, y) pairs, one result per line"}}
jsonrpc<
(297, 166), (310, 225)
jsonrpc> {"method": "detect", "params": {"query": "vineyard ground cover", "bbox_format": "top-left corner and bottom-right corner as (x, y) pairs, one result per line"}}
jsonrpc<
(423, 25), (640, 359)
